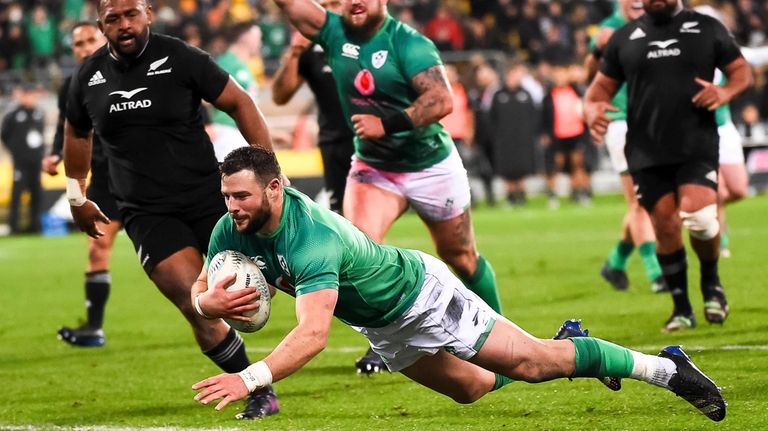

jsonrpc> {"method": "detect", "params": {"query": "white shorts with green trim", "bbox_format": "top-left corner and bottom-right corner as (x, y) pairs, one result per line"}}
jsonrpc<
(605, 120), (629, 174)
(352, 252), (498, 372)
(719, 121), (744, 165)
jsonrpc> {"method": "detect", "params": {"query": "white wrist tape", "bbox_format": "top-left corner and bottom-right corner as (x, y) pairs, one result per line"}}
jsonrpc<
(66, 177), (87, 207)
(193, 293), (210, 319)
(238, 361), (272, 392)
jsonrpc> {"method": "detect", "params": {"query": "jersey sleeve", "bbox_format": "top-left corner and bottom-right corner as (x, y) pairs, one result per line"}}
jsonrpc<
(312, 11), (341, 53)
(65, 67), (93, 132)
(600, 30), (625, 82)
(291, 227), (343, 296)
(185, 45), (231, 103)
(398, 28), (443, 79)
(710, 17), (742, 70)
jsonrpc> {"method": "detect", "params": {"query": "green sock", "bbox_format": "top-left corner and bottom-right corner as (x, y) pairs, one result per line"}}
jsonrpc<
(607, 240), (634, 270)
(461, 256), (503, 314)
(570, 337), (634, 378)
(491, 373), (514, 391)
(720, 231), (730, 249)
(638, 241), (662, 281)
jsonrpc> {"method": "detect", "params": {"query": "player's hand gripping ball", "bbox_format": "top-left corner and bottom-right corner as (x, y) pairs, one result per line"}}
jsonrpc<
(207, 250), (271, 332)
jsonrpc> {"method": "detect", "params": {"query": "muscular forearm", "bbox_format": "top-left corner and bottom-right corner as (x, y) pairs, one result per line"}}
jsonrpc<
(404, 89), (453, 128)
(272, 50), (304, 105)
(63, 121), (92, 179)
(263, 324), (328, 382)
(722, 59), (753, 103)
(230, 102), (274, 150)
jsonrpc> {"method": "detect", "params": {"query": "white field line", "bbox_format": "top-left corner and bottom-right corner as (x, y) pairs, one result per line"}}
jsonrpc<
(246, 344), (768, 354)
(0, 427), (250, 431)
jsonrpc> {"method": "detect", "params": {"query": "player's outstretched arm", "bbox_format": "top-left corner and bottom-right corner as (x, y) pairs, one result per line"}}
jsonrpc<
(213, 78), (274, 150)
(63, 120), (109, 238)
(584, 72), (621, 144)
(193, 288), (337, 411)
(272, 32), (310, 105)
(263, 288), (337, 381)
(272, 0), (327, 40)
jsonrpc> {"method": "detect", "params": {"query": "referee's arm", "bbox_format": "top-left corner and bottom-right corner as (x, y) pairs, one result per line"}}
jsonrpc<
(212, 77), (274, 150)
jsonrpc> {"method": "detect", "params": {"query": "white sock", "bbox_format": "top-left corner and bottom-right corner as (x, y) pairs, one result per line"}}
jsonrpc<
(629, 351), (678, 388)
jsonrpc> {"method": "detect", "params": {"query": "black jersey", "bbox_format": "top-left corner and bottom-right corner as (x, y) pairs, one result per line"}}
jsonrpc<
(53, 76), (108, 170)
(66, 33), (230, 214)
(298, 44), (353, 145)
(601, 10), (742, 170)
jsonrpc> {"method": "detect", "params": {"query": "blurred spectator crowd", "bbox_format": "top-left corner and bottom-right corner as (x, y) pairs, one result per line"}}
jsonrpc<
(0, 0), (767, 206)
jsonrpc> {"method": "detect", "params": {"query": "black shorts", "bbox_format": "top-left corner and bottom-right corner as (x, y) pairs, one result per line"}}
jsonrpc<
(319, 138), (354, 213)
(123, 203), (226, 275)
(545, 136), (586, 175)
(631, 159), (719, 211)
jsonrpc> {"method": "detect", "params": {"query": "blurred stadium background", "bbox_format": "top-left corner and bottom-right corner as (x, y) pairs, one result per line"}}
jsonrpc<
(1, 0), (767, 233)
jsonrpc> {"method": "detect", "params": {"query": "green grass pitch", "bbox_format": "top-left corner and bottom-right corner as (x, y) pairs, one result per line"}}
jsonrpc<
(1, 194), (767, 430)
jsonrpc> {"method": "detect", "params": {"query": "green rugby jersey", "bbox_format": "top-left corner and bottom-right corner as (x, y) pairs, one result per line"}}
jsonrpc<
(312, 12), (453, 172)
(714, 73), (731, 127)
(212, 50), (258, 127)
(592, 11), (628, 121)
(206, 187), (425, 327)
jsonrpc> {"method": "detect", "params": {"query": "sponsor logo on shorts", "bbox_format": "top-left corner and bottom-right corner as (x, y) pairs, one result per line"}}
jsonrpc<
(705, 170), (718, 184)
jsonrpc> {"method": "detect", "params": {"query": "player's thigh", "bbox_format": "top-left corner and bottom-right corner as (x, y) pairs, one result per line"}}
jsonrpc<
(677, 159), (718, 212)
(344, 159), (407, 242)
(400, 349), (496, 404)
(631, 165), (677, 213)
(719, 163), (749, 199)
(123, 213), (204, 276)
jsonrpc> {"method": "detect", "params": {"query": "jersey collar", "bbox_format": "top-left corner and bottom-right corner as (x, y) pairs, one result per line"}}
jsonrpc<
(108, 31), (151, 65)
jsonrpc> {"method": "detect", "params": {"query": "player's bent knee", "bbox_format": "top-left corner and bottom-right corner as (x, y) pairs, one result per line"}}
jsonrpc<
(680, 204), (719, 240)
(448, 386), (486, 404)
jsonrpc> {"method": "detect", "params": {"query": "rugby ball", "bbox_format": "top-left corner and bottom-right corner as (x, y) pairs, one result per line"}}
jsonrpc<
(207, 250), (271, 333)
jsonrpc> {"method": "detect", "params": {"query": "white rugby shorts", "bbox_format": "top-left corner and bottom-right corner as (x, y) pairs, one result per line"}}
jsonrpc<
(352, 252), (498, 372)
(605, 120), (629, 174)
(346, 147), (472, 221)
(718, 121), (745, 165)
